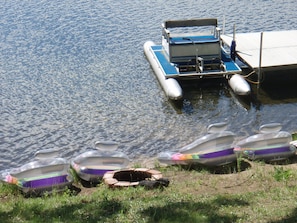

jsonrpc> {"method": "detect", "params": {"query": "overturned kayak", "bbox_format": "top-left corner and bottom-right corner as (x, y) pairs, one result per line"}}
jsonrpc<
(71, 141), (130, 183)
(234, 123), (296, 161)
(0, 149), (72, 195)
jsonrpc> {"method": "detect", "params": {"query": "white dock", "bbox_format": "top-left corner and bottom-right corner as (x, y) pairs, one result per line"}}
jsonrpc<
(221, 30), (297, 71)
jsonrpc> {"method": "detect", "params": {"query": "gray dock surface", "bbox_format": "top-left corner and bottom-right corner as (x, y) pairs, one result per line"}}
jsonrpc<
(221, 30), (297, 71)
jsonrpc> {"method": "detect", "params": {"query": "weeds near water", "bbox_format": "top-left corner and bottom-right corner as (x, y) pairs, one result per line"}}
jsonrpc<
(273, 166), (293, 183)
(132, 162), (142, 168)
(236, 154), (244, 173)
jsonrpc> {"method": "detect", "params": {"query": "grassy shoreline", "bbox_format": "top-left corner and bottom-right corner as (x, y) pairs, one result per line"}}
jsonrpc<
(1, 159), (297, 223)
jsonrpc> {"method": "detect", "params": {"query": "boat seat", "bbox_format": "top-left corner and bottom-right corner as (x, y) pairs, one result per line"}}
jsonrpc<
(173, 55), (221, 64)
(169, 35), (219, 45)
(169, 39), (221, 64)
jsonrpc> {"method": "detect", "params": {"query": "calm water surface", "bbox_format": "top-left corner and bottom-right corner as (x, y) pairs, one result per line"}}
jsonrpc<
(1, 0), (297, 170)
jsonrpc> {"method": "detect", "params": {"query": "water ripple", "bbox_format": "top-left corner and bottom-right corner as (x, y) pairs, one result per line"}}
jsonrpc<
(1, 0), (297, 170)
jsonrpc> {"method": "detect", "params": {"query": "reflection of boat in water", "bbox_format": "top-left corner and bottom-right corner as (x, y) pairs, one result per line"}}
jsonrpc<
(0, 149), (72, 195)
(228, 86), (251, 111)
(71, 141), (130, 183)
(158, 123), (237, 166)
(144, 18), (250, 100)
(234, 123), (296, 161)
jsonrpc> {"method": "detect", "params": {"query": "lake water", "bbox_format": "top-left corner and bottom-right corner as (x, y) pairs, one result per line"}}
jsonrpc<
(1, 0), (297, 171)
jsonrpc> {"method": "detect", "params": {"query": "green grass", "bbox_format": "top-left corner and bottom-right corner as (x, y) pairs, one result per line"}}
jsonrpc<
(1, 160), (297, 223)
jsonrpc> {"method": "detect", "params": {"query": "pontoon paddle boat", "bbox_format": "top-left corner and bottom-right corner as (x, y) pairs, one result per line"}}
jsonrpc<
(158, 122), (237, 166)
(71, 141), (130, 183)
(144, 18), (250, 100)
(0, 149), (72, 195)
(234, 123), (296, 161)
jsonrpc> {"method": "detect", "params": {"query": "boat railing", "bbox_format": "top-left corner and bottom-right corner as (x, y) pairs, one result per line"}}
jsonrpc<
(162, 18), (220, 41)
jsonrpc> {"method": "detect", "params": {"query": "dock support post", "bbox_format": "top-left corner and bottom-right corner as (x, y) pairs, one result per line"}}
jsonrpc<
(258, 32), (263, 87)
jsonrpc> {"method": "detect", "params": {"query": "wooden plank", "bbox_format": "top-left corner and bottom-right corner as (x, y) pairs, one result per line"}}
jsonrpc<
(221, 30), (297, 70)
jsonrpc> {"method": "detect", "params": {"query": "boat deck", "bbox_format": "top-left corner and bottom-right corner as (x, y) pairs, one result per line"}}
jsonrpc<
(221, 30), (297, 71)
(152, 45), (179, 77)
(151, 45), (241, 78)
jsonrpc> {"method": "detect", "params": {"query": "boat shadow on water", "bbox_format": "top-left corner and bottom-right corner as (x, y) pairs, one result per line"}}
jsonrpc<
(169, 78), (252, 113)
(256, 84), (297, 103)
(169, 68), (297, 113)
(248, 69), (297, 108)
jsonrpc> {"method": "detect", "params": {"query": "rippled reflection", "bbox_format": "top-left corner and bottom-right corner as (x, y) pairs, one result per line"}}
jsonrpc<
(1, 0), (297, 170)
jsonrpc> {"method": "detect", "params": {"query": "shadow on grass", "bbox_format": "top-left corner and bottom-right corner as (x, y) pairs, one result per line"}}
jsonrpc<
(21, 185), (81, 198)
(140, 195), (249, 223)
(1, 193), (250, 223)
(0, 197), (128, 223)
(270, 207), (297, 223)
(265, 155), (297, 166)
(78, 178), (102, 188)
(179, 160), (251, 174)
(70, 167), (103, 188)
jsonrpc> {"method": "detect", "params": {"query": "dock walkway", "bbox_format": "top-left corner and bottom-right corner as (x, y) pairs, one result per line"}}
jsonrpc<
(221, 30), (297, 71)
